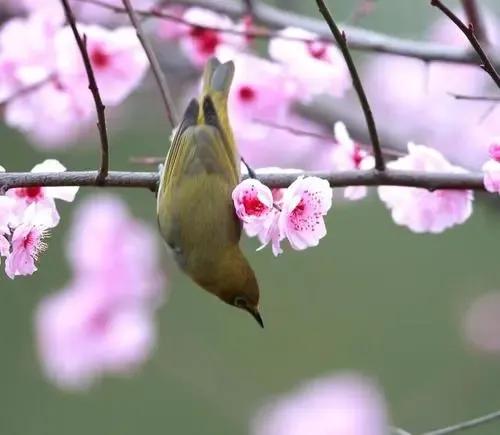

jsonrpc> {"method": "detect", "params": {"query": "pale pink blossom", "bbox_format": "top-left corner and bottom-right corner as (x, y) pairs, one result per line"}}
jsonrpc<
(36, 281), (155, 390)
(464, 292), (500, 353)
(217, 48), (294, 142)
(0, 13), (58, 101)
(67, 195), (164, 305)
(252, 373), (388, 435)
(7, 159), (79, 228)
(178, 8), (247, 67)
(55, 25), (148, 106)
(482, 159), (500, 194)
(4, 78), (93, 147)
(268, 27), (350, 100)
(489, 139), (500, 162)
(278, 176), (332, 251)
(378, 143), (473, 233)
(232, 178), (283, 256)
(5, 222), (47, 279)
(332, 122), (375, 200)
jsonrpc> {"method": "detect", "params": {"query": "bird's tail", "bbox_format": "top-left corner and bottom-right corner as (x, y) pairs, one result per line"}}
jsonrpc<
(199, 58), (238, 176)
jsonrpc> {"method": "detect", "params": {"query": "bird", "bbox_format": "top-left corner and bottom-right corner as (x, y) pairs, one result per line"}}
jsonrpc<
(156, 57), (263, 328)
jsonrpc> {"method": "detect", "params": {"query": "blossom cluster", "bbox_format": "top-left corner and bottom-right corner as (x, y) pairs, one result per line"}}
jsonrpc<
(35, 195), (165, 390)
(0, 2), (149, 146)
(0, 160), (78, 278)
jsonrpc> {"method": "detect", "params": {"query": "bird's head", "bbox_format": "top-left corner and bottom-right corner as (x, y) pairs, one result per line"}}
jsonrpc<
(219, 263), (263, 328)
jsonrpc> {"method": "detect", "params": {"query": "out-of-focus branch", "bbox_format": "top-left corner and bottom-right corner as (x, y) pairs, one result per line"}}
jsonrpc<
(168, 0), (498, 66)
(121, 0), (178, 127)
(421, 409), (500, 435)
(460, 0), (487, 43)
(60, 0), (110, 184)
(431, 0), (500, 89)
(315, 0), (384, 171)
(0, 169), (487, 193)
(451, 93), (500, 102)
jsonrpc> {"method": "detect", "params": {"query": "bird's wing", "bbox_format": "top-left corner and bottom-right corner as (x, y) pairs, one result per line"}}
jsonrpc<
(157, 98), (199, 200)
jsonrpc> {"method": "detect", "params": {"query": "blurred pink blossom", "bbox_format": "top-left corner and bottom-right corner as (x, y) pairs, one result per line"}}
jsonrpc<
(67, 195), (164, 304)
(464, 292), (500, 353)
(268, 27), (350, 100)
(252, 373), (388, 435)
(489, 139), (500, 161)
(0, 13), (58, 101)
(482, 159), (500, 194)
(35, 194), (165, 390)
(36, 280), (156, 390)
(278, 176), (332, 251)
(332, 122), (374, 200)
(55, 25), (149, 106)
(378, 143), (473, 233)
(7, 159), (79, 228)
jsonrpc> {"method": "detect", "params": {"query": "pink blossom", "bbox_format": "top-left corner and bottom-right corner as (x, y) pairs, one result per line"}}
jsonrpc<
(7, 159), (79, 228)
(216, 48), (294, 142)
(278, 176), (332, 251)
(252, 373), (388, 435)
(378, 143), (473, 233)
(232, 178), (274, 223)
(55, 25), (148, 106)
(178, 8), (247, 67)
(464, 292), (500, 353)
(482, 159), (500, 194)
(0, 13), (58, 101)
(4, 78), (93, 147)
(268, 27), (350, 100)
(489, 139), (500, 162)
(332, 122), (375, 200)
(67, 195), (164, 305)
(4, 221), (47, 279)
(35, 194), (164, 389)
(35, 281), (155, 390)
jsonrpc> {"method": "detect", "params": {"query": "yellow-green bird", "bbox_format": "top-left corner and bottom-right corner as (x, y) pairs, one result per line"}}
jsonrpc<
(156, 58), (263, 328)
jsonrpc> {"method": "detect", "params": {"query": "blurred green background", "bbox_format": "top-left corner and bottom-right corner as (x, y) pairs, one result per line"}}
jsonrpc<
(2, 0), (500, 434)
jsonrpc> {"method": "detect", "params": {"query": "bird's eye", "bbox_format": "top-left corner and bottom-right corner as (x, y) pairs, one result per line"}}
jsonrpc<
(234, 296), (247, 308)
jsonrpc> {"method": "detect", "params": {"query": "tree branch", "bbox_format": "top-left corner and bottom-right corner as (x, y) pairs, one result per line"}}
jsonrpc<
(421, 409), (500, 435)
(120, 0), (178, 127)
(168, 0), (497, 66)
(0, 169), (487, 193)
(315, 0), (384, 171)
(60, 0), (110, 184)
(451, 93), (500, 102)
(431, 0), (500, 89)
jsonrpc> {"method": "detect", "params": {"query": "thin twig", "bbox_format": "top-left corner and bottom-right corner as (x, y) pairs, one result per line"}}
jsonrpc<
(120, 0), (178, 127)
(451, 93), (500, 102)
(460, 0), (487, 43)
(431, 0), (500, 89)
(421, 409), (500, 435)
(0, 169), (487, 193)
(315, 0), (384, 171)
(60, 0), (110, 183)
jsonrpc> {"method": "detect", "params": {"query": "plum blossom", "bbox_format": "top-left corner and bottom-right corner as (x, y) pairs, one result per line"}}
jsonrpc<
(482, 141), (500, 194)
(35, 195), (165, 390)
(55, 25), (149, 106)
(269, 27), (350, 100)
(0, 13), (58, 101)
(252, 373), (388, 435)
(279, 176), (332, 251)
(332, 122), (375, 200)
(7, 159), (79, 228)
(378, 143), (473, 233)
(36, 281), (156, 390)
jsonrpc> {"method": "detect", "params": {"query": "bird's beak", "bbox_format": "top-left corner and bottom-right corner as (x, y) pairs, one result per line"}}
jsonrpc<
(247, 307), (264, 328)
